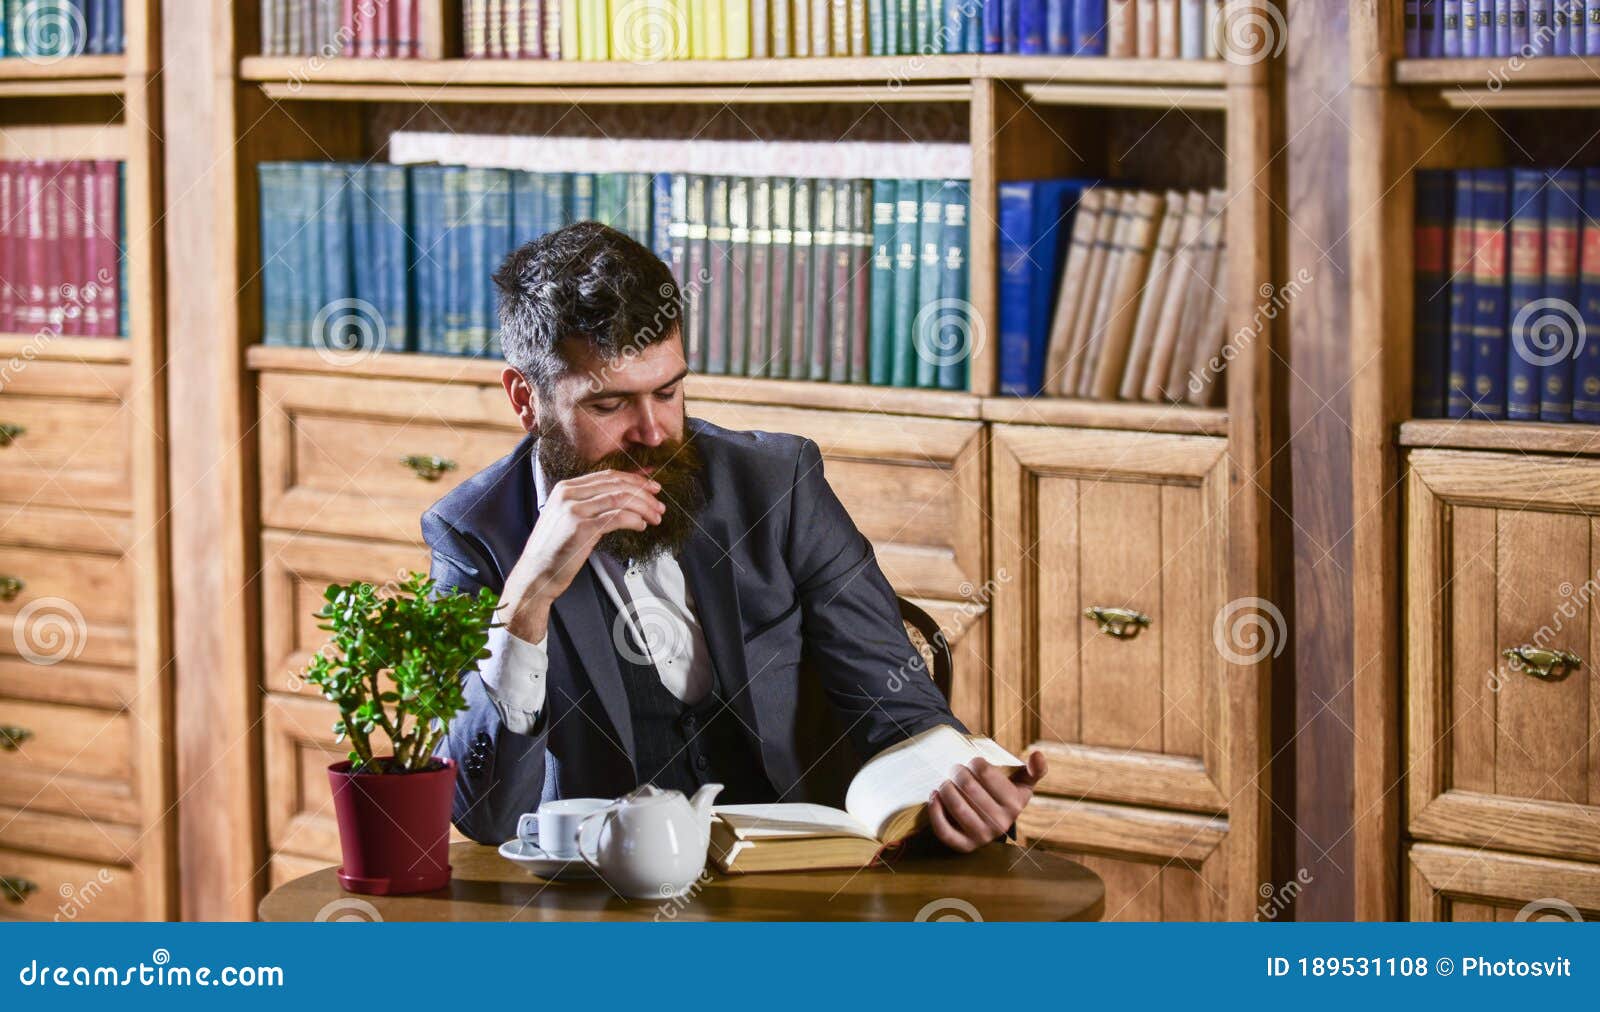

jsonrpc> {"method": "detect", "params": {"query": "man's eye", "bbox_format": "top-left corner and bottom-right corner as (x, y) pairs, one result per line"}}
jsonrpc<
(654, 387), (678, 401)
(590, 400), (623, 414)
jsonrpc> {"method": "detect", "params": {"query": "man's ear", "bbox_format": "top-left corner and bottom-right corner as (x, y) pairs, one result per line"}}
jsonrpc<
(501, 366), (538, 434)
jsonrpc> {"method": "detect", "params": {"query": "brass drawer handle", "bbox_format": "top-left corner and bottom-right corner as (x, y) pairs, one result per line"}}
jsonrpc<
(0, 726), (32, 751)
(400, 454), (457, 482)
(1, 876), (37, 904)
(0, 423), (23, 446)
(0, 576), (22, 602)
(1502, 646), (1583, 681)
(1084, 606), (1152, 640)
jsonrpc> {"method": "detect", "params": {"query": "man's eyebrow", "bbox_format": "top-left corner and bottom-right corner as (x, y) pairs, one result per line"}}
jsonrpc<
(581, 367), (689, 401)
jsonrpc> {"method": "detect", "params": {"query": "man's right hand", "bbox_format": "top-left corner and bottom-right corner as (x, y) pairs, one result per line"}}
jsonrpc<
(498, 469), (664, 642)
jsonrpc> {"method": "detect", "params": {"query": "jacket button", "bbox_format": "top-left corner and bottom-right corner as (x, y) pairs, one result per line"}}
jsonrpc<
(694, 755), (710, 772)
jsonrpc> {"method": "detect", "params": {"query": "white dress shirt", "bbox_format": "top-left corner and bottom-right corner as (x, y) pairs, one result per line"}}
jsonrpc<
(478, 453), (714, 735)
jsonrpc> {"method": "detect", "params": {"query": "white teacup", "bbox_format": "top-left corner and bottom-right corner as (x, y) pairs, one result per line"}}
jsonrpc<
(517, 798), (613, 859)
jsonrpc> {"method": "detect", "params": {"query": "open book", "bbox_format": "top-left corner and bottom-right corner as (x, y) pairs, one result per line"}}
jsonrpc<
(709, 724), (1024, 873)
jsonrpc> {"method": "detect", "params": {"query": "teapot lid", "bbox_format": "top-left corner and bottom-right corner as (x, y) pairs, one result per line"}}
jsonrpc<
(618, 783), (680, 806)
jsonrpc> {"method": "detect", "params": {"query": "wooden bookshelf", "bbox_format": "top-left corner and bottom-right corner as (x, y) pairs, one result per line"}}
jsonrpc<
(168, 1), (1284, 921)
(1353, 6), (1600, 922)
(0, 2), (172, 923)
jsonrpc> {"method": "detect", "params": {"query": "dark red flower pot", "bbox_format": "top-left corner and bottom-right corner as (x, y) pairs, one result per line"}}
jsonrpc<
(328, 757), (456, 896)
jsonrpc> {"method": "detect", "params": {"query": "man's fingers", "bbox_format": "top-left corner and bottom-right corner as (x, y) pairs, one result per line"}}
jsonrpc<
(569, 486), (664, 521)
(927, 793), (978, 853)
(1012, 749), (1048, 788)
(936, 778), (996, 843)
(951, 765), (1014, 838)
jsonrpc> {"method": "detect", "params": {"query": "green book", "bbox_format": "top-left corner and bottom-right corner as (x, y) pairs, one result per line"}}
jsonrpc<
(728, 176), (751, 377)
(890, 178), (920, 386)
(482, 168), (511, 358)
(442, 167), (469, 355)
(571, 172), (595, 222)
(293, 162), (322, 348)
(767, 177), (794, 378)
(915, 179), (946, 388)
(746, 177), (772, 378)
(810, 179), (835, 381)
(788, 177), (814, 379)
(868, 179), (897, 384)
(684, 174), (709, 372)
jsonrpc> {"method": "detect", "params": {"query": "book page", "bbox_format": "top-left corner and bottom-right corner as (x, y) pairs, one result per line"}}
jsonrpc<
(714, 803), (876, 841)
(844, 726), (1023, 840)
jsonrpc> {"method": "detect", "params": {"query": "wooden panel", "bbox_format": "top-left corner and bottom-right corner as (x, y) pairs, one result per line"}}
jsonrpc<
(258, 370), (521, 545)
(0, 847), (140, 922)
(0, 361), (133, 513)
(0, 697), (136, 823)
(0, 534), (132, 668)
(1056, 850), (1210, 922)
(1407, 450), (1600, 864)
(1408, 843), (1600, 922)
(260, 531), (429, 696)
(993, 424), (1229, 815)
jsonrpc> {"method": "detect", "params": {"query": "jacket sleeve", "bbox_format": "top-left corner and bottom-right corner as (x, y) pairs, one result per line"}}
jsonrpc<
(783, 438), (967, 762)
(424, 509), (551, 845)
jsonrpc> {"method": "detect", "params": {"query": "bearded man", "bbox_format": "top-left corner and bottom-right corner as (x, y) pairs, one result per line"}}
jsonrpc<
(426, 221), (1045, 852)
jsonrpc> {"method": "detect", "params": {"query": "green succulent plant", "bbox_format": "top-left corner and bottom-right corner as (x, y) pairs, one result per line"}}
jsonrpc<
(304, 572), (499, 774)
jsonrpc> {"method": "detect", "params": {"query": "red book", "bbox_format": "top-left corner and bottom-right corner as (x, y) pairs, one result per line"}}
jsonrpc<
(0, 162), (14, 333)
(355, 0), (376, 57)
(58, 164), (83, 336)
(342, 0), (358, 55)
(397, 0), (417, 56)
(487, 0), (504, 57)
(523, 0), (544, 56)
(40, 162), (63, 335)
(95, 161), (120, 338)
(22, 162), (43, 333)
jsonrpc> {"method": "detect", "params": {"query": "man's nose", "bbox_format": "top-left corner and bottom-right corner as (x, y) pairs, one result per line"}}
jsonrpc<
(629, 401), (668, 447)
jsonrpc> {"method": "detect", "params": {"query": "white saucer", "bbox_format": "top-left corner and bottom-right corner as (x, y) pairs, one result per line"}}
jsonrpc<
(498, 837), (599, 880)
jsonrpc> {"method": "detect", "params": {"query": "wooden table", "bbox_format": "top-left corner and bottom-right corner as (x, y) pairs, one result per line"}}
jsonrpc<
(259, 841), (1104, 922)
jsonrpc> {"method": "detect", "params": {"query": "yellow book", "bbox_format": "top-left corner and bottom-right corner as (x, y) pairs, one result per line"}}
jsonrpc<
(561, 0), (581, 58)
(709, 725), (1024, 874)
(669, 0), (690, 57)
(724, 0), (751, 57)
(689, 0), (708, 57)
(706, 0), (725, 56)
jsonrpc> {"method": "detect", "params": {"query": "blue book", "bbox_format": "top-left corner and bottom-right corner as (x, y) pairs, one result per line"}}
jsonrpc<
(1019, 0), (1045, 51)
(1045, 0), (1072, 51)
(1444, 1), (1462, 55)
(409, 166), (440, 354)
(374, 164), (411, 352)
(1540, 169), (1582, 421)
(347, 165), (376, 353)
(1463, 0), (1480, 54)
(441, 167), (468, 355)
(1469, 168), (1509, 419)
(1447, 172), (1478, 417)
(915, 180), (946, 388)
(944, 0), (965, 50)
(285, 163), (319, 347)
(1072, 0), (1105, 52)
(1406, 0), (1420, 55)
(1588, 0), (1600, 52)
(1482, 0), (1499, 50)
(936, 179), (970, 391)
(869, 179), (897, 386)
(318, 164), (352, 352)
(88, 0), (104, 54)
(1554, 0), (1573, 50)
(1505, 168), (1545, 420)
(258, 164), (292, 347)
(984, 0), (1003, 49)
(509, 169), (538, 246)
(964, 0), (982, 51)
(1510, 0), (1529, 51)
(104, 0), (121, 53)
(1530, 0), (1555, 53)
(1498, 0), (1513, 53)
(572, 172), (595, 223)
(1002, 0), (1018, 51)
(651, 172), (673, 262)
(997, 177), (1095, 396)
(1413, 170), (1453, 418)
(1574, 168), (1600, 422)
(1421, 0), (1443, 54)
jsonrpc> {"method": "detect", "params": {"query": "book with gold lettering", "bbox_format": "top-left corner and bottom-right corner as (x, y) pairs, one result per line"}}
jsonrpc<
(709, 725), (1023, 874)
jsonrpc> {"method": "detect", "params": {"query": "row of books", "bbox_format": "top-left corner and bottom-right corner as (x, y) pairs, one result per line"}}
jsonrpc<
(999, 180), (1228, 403)
(461, 0), (1228, 58)
(1404, 1), (1599, 56)
(0, 160), (126, 338)
(260, 0), (422, 58)
(257, 162), (970, 389)
(1, 0), (124, 57)
(1414, 167), (1600, 423)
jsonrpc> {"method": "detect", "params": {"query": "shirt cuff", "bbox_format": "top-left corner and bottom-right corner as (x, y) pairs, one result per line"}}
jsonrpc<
(481, 624), (549, 736)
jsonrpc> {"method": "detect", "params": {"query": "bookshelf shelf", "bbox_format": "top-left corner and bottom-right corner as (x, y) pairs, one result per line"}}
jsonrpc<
(1395, 55), (1600, 85)
(980, 395), (1227, 435)
(0, 333), (132, 363)
(0, 54), (125, 79)
(1398, 418), (1600, 455)
(259, 80), (972, 104)
(0, 77), (124, 98)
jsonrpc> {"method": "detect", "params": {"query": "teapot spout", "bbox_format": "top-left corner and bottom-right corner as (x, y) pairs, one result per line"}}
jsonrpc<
(690, 782), (724, 823)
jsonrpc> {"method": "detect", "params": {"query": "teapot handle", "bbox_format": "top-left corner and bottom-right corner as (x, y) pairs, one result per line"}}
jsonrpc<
(576, 808), (614, 876)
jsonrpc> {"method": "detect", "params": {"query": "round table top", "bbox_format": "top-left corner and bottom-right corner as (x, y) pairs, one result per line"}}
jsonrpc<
(260, 841), (1104, 922)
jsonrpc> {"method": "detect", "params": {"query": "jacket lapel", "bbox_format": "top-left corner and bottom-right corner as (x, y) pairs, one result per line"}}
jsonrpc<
(676, 515), (764, 755)
(547, 566), (637, 772)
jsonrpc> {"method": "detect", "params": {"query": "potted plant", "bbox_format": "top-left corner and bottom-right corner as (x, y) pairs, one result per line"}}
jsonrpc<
(305, 572), (498, 896)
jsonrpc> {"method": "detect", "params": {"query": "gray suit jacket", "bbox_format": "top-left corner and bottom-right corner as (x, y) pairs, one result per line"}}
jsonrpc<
(424, 418), (965, 844)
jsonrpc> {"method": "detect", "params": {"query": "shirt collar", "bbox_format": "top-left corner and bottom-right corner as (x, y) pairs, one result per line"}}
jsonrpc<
(531, 445), (552, 511)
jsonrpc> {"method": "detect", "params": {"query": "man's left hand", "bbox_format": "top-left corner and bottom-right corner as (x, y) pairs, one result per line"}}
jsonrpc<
(927, 750), (1048, 853)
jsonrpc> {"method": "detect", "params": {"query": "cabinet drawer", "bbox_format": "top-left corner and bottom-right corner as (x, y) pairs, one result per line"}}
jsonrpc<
(0, 847), (139, 922)
(687, 402), (986, 600)
(0, 697), (136, 823)
(992, 425), (1230, 814)
(0, 360), (132, 514)
(0, 534), (132, 668)
(1408, 842), (1600, 921)
(260, 531), (428, 696)
(258, 371), (522, 545)
(1407, 450), (1600, 864)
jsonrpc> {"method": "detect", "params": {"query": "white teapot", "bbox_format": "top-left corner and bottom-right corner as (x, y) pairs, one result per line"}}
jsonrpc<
(577, 783), (723, 899)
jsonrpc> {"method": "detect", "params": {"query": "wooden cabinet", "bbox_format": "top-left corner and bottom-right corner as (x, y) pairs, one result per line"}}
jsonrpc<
(1408, 843), (1600, 922)
(1407, 450), (1600, 871)
(991, 423), (1244, 919)
(0, 359), (134, 513)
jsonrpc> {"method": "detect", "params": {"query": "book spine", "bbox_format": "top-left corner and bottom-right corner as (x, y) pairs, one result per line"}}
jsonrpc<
(789, 177), (814, 379)
(259, 166), (284, 345)
(383, 164), (414, 352)
(869, 178), (897, 385)
(1505, 167), (1545, 420)
(729, 0), (753, 56)
(812, 0), (831, 53)
(1419, 0), (1439, 54)
(937, 179), (970, 391)
(1019, 0), (1045, 51)
(486, 170), (512, 357)
(21, 163), (42, 332)
(0, 165), (12, 334)
(1553, 0), (1572, 51)
(705, 176), (731, 374)
(441, 167), (466, 354)
(349, 165), (377, 352)
(828, 179), (853, 383)
(287, 163), (318, 347)
(767, 177), (793, 378)
(1574, 167), (1600, 421)
(1588, 0), (1600, 54)
(984, 0), (1001, 50)
(1443, 0), (1462, 55)
(914, 179), (945, 388)
(1464, 0), (1482, 54)
(808, 179), (835, 381)
(409, 167), (435, 354)
(851, 0), (870, 52)
(870, 0), (885, 51)
(849, 179), (872, 384)
(667, 172), (689, 343)
(58, 164), (82, 335)
(1470, 168), (1509, 419)
(1447, 171), (1477, 417)
(997, 181), (1036, 395)
(1412, 170), (1452, 418)
(1530, 0), (1553, 53)
(1540, 169), (1582, 421)
(1107, 0), (1133, 55)
(1406, 0), (1420, 53)
(320, 164), (354, 350)
(890, 179), (920, 386)
(1045, 0), (1072, 52)
(1571, 0), (1585, 51)
(1136, 0), (1155, 55)
(1073, 0), (1105, 52)
(684, 174), (708, 371)
(747, 177), (772, 377)
(1156, 0), (1179, 56)
(1001, 0), (1018, 50)
(1509, 0), (1529, 51)
(727, 176), (751, 377)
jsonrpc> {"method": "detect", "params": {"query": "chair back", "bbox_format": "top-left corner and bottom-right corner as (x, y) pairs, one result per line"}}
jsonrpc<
(897, 596), (953, 703)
